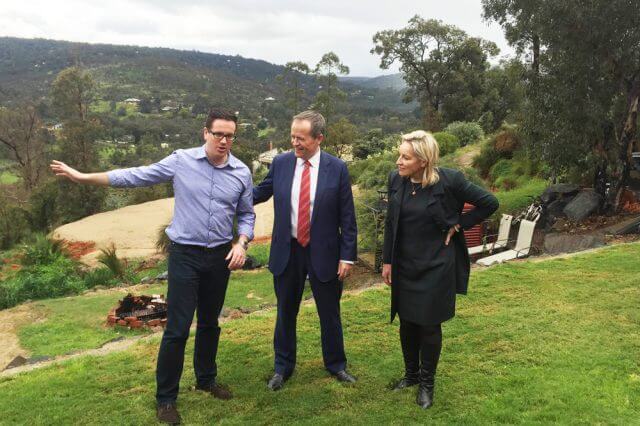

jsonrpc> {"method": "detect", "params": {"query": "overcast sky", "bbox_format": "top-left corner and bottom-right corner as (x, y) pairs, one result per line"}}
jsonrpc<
(1, 0), (514, 77)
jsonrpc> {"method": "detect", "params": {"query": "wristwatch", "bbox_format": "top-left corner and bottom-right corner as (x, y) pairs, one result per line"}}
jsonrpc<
(239, 240), (249, 250)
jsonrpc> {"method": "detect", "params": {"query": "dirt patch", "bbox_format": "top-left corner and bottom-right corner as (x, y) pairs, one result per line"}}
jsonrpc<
(455, 145), (482, 168)
(0, 304), (46, 370)
(53, 197), (275, 266)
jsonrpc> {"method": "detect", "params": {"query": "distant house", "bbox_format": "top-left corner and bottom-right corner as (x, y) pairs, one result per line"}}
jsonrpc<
(124, 98), (141, 104)
(239, 123), (253, 128)
(49, 123), (63, 131)
(161, 106), (177, 112)
(160, 143), (169, 149)
(258, 148), (280, 167)
(264, 96), (276, 102)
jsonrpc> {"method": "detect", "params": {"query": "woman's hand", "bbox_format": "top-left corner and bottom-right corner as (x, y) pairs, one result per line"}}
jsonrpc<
(382, 263), (392, 286)
(445, 224), (461, 246)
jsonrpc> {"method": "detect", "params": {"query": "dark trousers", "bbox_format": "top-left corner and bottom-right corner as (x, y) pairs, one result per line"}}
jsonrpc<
(155, 242), (231, 404)
(399, 319), (442, 376)
(273, 239), (347, 376)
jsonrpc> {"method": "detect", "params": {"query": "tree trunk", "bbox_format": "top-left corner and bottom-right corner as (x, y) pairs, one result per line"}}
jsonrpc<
(611, 81), (640, 212)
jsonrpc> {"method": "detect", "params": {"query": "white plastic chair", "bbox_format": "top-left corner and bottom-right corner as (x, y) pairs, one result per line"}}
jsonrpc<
(476, 219), (537, 266)
(467, 214), (513, 256)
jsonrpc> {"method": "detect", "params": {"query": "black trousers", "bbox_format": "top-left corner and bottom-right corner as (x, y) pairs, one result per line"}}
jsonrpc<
(273, 239), (347, 376)
(155, 242), (231, 404)
(399, 319), (442, 376)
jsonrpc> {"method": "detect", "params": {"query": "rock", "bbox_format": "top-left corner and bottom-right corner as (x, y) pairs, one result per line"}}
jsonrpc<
(563, 190), (602, 222)
(543, 232), (606, 254)
(4, 355), (28, 370)
(541, 184), (580, 204)
(547, 199), (570, 218)
(140, 276), (152, 284)
(155, 271), (168, 281)
(26, 355), (52, 365)
(242, 255), (262, 270)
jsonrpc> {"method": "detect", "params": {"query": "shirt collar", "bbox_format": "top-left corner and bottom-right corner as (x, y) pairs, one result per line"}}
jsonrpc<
(296, 149), (321, 168)
(197, 144), (240, 169)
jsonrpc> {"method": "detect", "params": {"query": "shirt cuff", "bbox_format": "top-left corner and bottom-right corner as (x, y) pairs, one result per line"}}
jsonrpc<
(339, 260), (354, 265)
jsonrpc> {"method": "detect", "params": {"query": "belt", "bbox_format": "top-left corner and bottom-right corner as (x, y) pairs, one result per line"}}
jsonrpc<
(170, 241), (231, 253)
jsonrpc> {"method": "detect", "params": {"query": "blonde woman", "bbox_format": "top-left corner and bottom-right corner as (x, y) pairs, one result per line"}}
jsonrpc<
(381, 130), (498, 409)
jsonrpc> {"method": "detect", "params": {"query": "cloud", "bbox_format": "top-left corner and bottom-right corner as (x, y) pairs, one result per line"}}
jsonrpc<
(0, 0), (514, 76)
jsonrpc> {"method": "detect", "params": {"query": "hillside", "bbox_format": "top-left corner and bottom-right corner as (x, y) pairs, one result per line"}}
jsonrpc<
(0, 37), (409, 115)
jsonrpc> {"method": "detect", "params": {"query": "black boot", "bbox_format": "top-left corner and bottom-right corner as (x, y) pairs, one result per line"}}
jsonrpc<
(396, 320), (421, 390)
(416, 368), (435, 409)
(393, 370), (419, 390)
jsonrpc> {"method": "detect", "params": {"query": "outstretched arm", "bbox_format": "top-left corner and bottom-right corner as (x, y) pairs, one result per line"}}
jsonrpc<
(50, 160), (109, 186)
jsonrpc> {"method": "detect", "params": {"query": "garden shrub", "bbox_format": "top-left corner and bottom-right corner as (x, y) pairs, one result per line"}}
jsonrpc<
(433, 132), (460, 156)
(82, 267), (118, 289)
(444, 121), (484, 146)
(0, 256), (84, 309)
(473, 142), (502, 178)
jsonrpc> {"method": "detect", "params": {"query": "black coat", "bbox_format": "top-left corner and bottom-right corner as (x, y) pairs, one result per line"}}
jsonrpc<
(382, 167), (499, 323)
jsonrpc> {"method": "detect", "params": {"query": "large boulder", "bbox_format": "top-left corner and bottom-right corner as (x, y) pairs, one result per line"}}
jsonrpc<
(563, 190), (601, 222)
(540, 183), (580, 204)
(543, 232), (605, 254)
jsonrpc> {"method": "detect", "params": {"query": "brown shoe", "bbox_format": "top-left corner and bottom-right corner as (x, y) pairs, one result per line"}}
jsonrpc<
(157, 402), (181, 424)
(195, 382), (233, 400)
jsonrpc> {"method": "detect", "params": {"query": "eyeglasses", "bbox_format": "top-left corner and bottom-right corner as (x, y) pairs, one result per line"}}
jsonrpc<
(208, 129), (236, 142)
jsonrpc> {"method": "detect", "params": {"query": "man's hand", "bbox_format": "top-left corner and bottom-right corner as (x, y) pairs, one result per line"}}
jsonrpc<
(337, 261), (352, 281)
(382, 263), (392, 286)
(225, 243), (246, 270)
(445, 224), (461, 246)
(50, 160), (110, 186)
(50, 160), (86, 183)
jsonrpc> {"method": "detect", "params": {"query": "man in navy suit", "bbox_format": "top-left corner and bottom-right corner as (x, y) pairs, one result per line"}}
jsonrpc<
(254, 110), (358, 390)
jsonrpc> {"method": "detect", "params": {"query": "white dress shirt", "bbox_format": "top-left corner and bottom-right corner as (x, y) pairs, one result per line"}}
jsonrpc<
(290, 149), (353, 265)
(291, 149), (320, 239)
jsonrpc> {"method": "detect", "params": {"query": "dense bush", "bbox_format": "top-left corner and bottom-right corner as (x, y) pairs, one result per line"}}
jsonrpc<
(433, 132), (460, 156)
(81, 267), (118, 289)
(493, 124), (522, 155)
(473, 142), (503, 178)
(0, 256), (84, 309)
(22, 235), (68, 266)
(0, 201), (30, 250)
(443, 121), (484, 146)
(350, 151), (397, 190)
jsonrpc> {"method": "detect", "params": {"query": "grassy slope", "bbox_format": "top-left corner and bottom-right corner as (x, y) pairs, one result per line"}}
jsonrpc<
(1, 243), (639, 424)
(17, 269), (277, 358)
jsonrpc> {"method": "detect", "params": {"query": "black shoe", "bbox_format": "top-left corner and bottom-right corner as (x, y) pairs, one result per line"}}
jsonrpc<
(334, 370), (357, 383)
(267, 373), (287, 391)
(157, 402), (181, 424)
(392, 374), (419, 391)
(195, 382), (233, 400)
(416, 369), (435, 409)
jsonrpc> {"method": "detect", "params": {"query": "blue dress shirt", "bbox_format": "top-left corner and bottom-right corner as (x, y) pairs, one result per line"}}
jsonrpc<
(107, 145), (255, 248)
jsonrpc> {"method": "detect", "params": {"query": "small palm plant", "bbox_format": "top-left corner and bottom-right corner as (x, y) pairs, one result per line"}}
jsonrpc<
(155, 223), (171, 254)
(97, 243), (125, 278)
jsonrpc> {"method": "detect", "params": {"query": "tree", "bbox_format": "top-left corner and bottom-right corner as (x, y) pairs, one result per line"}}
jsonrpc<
(276, 61), (311, 114)
(313, 52), (349, 124)
(51, 67), (105, 222)
(0, 105), (47, 191)
(371, 16), (499, 130)
(325, 117), (357, 159)
(483, 0), (640, 211)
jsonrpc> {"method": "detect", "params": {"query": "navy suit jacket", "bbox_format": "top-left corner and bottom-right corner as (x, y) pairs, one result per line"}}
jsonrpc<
(253, 151), (357, 282)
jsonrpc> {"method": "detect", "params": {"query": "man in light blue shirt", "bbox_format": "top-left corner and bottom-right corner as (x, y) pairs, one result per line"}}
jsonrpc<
(51, 109), (255, 424)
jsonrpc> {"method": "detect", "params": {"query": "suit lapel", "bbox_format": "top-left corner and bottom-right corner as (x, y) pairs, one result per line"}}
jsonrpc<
(311, 151), (329, 226)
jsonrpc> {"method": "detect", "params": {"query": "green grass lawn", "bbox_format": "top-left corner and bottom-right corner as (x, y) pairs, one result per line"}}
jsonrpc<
(1, 243), (639, 424)
(16, 268), (279, 358)
(0, 170), (20, 184)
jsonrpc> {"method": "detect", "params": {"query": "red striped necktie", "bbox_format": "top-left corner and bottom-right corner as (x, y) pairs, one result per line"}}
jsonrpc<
(297, 160), (311, 247)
